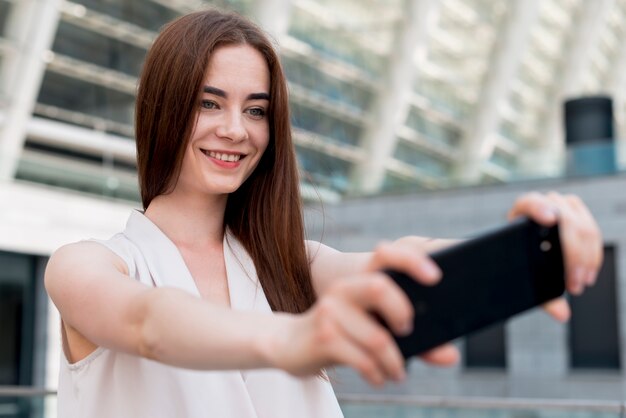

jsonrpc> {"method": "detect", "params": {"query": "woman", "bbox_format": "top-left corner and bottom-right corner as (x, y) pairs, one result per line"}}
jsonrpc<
(45, 8), (603, 418)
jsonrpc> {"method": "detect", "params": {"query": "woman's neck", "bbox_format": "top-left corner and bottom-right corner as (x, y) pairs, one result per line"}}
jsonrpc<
(144, 190), (227, 249)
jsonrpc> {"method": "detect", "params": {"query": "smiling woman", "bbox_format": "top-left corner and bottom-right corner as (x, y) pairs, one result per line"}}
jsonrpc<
(43, 6), (604, 418)
(46, 10), (335, 417)
(134, 11), (316, 316)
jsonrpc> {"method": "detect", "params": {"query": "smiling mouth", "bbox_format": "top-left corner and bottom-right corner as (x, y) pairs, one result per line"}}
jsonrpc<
(200, 149), (245, 162)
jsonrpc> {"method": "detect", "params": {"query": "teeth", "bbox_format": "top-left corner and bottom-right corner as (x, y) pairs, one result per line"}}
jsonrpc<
(208, 151), (241, 162)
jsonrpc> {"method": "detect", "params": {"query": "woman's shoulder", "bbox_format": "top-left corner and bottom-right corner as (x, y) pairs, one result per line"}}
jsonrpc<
(304, 240), (340, 261)
(47, 238), (130, 283)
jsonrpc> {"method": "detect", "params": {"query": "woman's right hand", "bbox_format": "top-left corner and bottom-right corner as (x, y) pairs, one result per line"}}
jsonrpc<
(274, 273), (411, 386)
(262, 242), (459, 386)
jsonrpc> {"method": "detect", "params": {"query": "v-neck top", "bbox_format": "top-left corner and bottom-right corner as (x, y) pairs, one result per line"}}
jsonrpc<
(57, 210), (343, 418)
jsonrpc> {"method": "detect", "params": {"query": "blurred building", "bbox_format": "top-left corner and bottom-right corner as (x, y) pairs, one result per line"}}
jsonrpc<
(2, 0), (626, 202)
(1, 0), (626, 413)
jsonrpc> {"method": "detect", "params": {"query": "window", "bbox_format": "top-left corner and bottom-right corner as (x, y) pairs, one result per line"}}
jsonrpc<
(464, 322), (507, 369)
(291, 102), (362, 147)
(394, 141), (450, 177)
(569, 245), (620, 370)
(296, 146), (352, 192)
(0, 251), (40, 386)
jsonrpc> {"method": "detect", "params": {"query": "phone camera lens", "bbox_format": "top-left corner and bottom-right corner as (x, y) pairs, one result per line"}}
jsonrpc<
(540, 227), (550, 237)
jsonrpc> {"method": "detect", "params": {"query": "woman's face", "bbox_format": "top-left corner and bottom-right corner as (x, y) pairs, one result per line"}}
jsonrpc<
(176, 44), (271, 197)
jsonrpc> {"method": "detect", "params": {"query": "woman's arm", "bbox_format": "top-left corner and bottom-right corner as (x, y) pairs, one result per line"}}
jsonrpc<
(45, 241), (282, 370)
(47, 241), (440, 384)
(306, 237), (458, 296)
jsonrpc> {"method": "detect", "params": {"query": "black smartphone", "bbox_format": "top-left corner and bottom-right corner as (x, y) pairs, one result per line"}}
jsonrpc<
(384, 217), (565, 358)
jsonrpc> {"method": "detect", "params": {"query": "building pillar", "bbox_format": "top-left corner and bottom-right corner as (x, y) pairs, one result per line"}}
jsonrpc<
(0, 0), (63, 181)
(538, 0), (615, 157)
(251, 0), (292, 45)
(454, 0), (540, 184)
(350, 0), (438, 195)
(606, 7), (626, 144)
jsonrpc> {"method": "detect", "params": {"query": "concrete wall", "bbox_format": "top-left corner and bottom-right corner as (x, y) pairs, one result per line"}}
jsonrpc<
(306, 173), (626, 400)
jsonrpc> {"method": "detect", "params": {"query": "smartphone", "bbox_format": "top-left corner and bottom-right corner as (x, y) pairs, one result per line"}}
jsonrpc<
(384, 217), (565, 358)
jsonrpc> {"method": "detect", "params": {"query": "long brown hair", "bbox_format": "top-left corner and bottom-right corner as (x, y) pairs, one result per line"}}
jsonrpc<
(135, 9), (316, 314)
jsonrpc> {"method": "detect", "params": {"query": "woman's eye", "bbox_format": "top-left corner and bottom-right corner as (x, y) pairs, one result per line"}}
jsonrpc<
(247, 107), (266, 119)
(201, 100), (218, 110)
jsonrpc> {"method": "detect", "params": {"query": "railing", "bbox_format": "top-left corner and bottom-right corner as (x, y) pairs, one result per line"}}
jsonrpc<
(0, 387), (56, 418)
(338, 393), (626, 418)
(0, 387), (55, 397)
(3, 387), (626, 418)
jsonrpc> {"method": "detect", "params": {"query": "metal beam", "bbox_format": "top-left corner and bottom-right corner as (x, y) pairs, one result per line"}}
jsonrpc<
(26, 116), (136, 164)
(61, 1), (156, 50)
(0, 0), (63, 180)
(46, 53), (138, 96)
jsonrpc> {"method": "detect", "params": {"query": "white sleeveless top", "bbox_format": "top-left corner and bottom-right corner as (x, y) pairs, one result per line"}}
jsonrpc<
(58, 210), (343, 418)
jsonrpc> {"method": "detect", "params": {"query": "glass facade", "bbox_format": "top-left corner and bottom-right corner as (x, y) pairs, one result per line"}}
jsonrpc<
(1, 0), (626, 201)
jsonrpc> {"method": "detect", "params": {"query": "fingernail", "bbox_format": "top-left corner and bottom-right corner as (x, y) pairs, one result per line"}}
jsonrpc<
(574, 267), (585, 285)
(542, 208), (558, 222)
(421, 261), (441, 282)
(585, 270), (596, 286)
(569, 267), (585, 295)
(397, 320), (413, 336)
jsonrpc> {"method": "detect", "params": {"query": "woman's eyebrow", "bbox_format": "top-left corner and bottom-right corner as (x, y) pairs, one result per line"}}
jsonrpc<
(203, 85), (227, 97)
(203, 85), (269, 101)
(247, 92), (270, 101)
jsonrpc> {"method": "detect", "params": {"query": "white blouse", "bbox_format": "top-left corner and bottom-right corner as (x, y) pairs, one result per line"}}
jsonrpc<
(57, 210), (343, 418)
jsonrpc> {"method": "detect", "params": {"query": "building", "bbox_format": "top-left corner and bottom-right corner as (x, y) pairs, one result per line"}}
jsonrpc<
(1, 0), (626, 415)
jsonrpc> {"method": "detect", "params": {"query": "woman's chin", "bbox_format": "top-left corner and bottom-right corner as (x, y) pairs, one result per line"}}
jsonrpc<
(202, 181), (242, 196)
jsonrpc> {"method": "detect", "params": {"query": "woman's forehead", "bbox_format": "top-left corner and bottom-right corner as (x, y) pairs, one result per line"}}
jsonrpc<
(204, 44), (270, 94)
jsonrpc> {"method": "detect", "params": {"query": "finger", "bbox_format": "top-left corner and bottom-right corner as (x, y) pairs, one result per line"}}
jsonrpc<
(542, 297), (571, 323)
(544, 193), (584, 294)
(317, 298), (405, 384)
(507, 192), (559, 226)
(545, 193), (592, 295)
(508, 191), (604, 295)
(585, 266), (600, 287)
(564, 195), (604, 286)
(419, 343), (460, 366)
(563, 193), (588, 214)
(368, 241), (441, 285)
(326, 298), (406, 382)
(325, 331), (387, 386)
(335, 273), (415, 336)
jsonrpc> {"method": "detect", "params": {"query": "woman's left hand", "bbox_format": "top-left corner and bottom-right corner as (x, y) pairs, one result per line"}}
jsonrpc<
(507, 192), (603, 322)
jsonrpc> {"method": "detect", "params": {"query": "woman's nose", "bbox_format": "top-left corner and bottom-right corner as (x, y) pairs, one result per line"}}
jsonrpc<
(216, 111), (248, 142)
